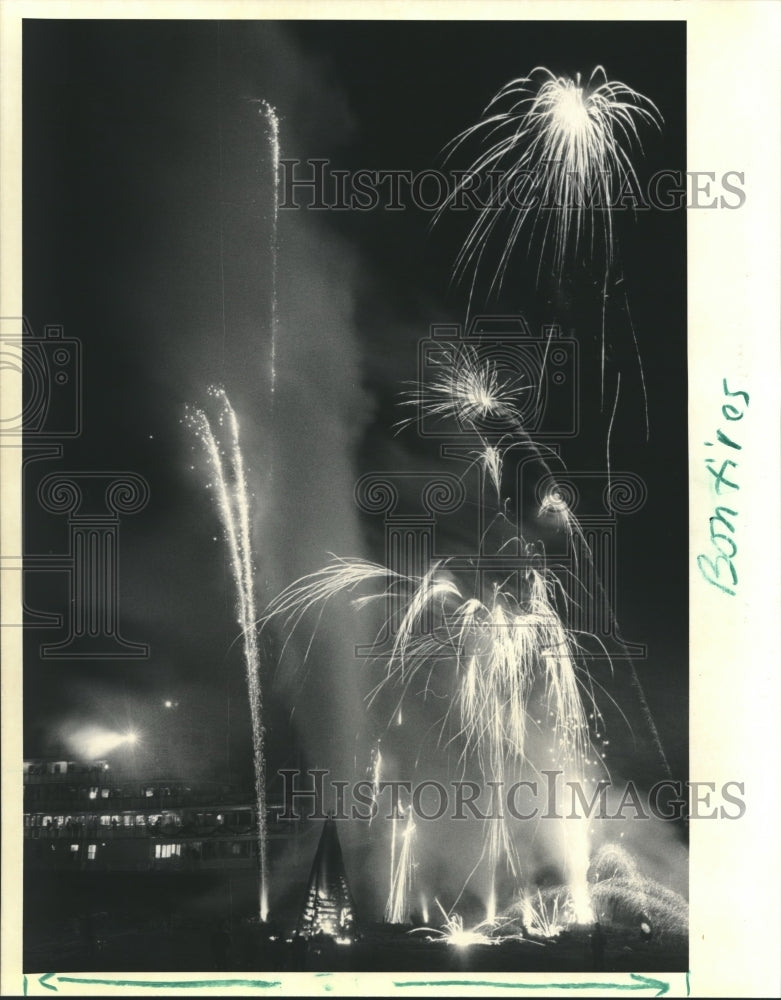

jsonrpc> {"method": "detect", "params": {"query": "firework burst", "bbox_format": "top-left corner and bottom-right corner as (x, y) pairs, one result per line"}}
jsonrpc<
(261, 349), (615, 918)
(262, 551), (600, 912)
(440, 65), (662, 291)
(397, 343), (559, 500)
(260, 319), (674, 926)
(398, 344), (528, 433)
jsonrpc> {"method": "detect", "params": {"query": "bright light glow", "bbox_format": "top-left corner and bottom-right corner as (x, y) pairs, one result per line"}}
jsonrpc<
(485, 887), (497, 925)
(67, 726), (139, 760)
(425, 905), (496, 949)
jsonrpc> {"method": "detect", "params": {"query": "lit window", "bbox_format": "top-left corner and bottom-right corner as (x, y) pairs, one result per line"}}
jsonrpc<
(100, 816), (110, 827)
(88, 788), (98, 800)
(135, 815), (146, 826)
(101, 789), (109, 798)
(70, 843), (79, 852)
(87, 844), (96, 860)
(145, 788), (154, 798)
(154, 843), (181, 859)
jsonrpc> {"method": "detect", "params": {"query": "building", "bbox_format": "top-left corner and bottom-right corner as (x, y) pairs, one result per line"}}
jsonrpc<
(23, 757), (292, 874)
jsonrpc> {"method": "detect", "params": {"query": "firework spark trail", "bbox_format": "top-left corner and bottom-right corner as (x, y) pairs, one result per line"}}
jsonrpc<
(623, 290), (650, 441)
(368, 742), (382, 827)
(385, 807), (417, 924)
(187, 388), (269, 921)
(601, 269), (609, 409)
(520, 888), (566, 938)
(388, 807), (397, 906)
(537, 481), (673, 781)
(259, 100), (280, 402)
(561, 804), (594, 924)
(606, 371), (621, 510)
(437, 66), (662, 292)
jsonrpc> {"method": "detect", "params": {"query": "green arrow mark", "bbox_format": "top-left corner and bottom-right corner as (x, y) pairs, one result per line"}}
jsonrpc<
(393, 973), (670, 996)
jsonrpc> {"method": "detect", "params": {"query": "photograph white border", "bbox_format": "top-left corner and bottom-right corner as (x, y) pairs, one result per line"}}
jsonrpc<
(2, 2), (779, 996)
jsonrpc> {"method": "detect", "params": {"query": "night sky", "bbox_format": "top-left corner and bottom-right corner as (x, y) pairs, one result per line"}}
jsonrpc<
(23, 20), (687, 903)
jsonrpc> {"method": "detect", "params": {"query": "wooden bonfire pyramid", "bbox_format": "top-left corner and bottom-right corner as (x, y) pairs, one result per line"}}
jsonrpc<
(296, 817), (358, 942)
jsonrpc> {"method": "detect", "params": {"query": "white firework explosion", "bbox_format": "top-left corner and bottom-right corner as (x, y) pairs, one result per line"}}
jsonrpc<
(261, 551), (601, 905)
(398, 345), (528, 432)
(440, 65), (662, 291)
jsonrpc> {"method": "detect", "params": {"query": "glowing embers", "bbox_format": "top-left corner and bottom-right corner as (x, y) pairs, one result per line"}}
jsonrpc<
(297, 818), (358, 943)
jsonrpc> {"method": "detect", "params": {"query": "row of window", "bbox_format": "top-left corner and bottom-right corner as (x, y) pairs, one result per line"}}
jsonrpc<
(25, 785), (184, 801)
(30, 839), (256, 861)
(58, 842), (253, 860)
(25, 810), (255, 828)
(24, 762), (104, 776)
